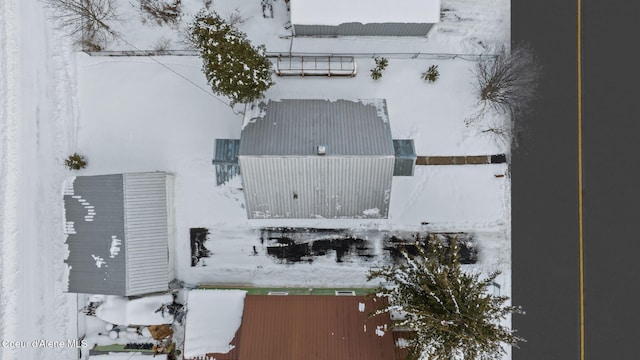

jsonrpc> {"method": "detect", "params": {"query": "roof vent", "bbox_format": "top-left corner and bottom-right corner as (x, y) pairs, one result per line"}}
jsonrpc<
(335, 290), (356, 296)
(317, 145), (326, 156)
(268, 291), (289, 296)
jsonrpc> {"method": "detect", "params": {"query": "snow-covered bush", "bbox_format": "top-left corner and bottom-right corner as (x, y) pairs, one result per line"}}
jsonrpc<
(65, 153), (87, 170)
(368, 235), (524, 360)
(370, 57), (388, 80)
(189, 10), (274, 105)
(153, 37), (172, 53)
(422, 65), (439, 83)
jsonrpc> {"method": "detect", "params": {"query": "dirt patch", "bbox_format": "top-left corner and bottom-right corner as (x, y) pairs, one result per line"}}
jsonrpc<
(260, 228), (476, 265)
(266, 238), (312, 264)
(262, 228), (374, 264)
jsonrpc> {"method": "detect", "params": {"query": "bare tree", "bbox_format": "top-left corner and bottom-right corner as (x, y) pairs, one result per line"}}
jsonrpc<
(466, 43), (541, 148)
(44, 0), (119, 51)
(475, 44), (541, 116)
(139, 0), (182, 27)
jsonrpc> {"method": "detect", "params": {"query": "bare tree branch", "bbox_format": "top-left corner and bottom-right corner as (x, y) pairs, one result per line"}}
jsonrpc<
(44, 0), (120, 50)
(475, 43), (541, 116)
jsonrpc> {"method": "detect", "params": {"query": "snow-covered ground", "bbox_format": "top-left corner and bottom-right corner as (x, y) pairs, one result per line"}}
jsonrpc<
(0, 1), (78, 359)
(0, 0), (511, 359)
(74, 52), (510, 286)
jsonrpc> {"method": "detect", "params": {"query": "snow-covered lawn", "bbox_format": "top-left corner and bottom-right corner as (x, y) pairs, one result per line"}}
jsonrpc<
(0, 0), (512, 359)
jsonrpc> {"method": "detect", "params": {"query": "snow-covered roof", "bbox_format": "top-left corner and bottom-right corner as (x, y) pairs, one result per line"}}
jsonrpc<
(95, 295), (174, 326)
(183, 290), (247, 359)
(290, 0), (441, 25)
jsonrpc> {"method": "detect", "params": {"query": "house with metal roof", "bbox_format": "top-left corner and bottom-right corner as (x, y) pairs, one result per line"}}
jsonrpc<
(290, 0), (441, 37)
(231, 99), (415, 219)
(63, 172), (173, 296)
(184, 291), (406, 360)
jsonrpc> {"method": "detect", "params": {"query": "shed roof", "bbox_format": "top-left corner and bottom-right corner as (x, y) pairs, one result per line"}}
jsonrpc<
(291, 0), (441, 25)
(204, 295), (396, 360)
(64, 173), (169, 296)
(240, 99), (394, 157)
(65, 174), (127, 295)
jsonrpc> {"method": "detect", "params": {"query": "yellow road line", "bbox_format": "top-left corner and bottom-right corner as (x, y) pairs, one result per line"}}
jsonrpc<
(577, 0), (585, 359)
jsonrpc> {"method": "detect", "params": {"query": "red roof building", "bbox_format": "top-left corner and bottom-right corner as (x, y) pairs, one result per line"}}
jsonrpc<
(196, 294), (399, 360)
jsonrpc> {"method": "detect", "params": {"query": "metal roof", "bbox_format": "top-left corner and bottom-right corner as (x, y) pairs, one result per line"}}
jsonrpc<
(239, 156), (393, 218)
(290, 0), (441, 25)
(239, 99), (394, 157)
(294, 23), (435, 37)
(65, 174), (127, 295)
(204, 295), (397, 360)
(64, 173), (169, 296)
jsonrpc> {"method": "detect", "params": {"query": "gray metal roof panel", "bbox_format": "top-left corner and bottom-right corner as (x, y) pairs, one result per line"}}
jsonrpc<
(294, 22), (434, 37)
(239, 99), (394, 156)
(65, 174), (127, 295)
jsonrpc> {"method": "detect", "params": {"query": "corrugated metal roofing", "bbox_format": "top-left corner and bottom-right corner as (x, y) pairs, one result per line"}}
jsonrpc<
(239, 99), (394, 156)
(64, 173), (169, 296)
(65, 175), (127, 295)
(209, 295), (397, 360)
(294, 22), (435, 37)
(238, 99), (395, 219)
(123, 173), (170, 295)
(239, 156), (393, 218)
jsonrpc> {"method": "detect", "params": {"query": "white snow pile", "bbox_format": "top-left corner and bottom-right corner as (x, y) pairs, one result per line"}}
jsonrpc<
(396, 337), (410, 348)
(183, 289), (247, 359)
(89, 353), (167, 360)
(290, 0), (441, 25)
(109, 235), (122, 258)
(95, 295), (174, 325)
(92, 255), (106, 268)
(363, 208), (381, 217)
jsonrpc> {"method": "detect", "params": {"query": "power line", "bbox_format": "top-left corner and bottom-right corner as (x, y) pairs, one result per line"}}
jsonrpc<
(106, 30), (235, 109)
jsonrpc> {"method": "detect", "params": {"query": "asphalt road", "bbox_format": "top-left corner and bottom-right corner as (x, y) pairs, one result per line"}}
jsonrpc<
(580, 0), (640, 358)
(512, 1), (640, 359)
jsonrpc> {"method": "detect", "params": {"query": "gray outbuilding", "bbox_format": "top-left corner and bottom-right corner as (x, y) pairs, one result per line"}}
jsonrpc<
(63, 172), (172, 296)
(239, 99), (396, 219)
(290, 0), (441, 37)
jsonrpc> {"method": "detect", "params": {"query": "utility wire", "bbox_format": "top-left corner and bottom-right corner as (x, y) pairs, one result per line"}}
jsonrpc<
(104, 28), (237, 110)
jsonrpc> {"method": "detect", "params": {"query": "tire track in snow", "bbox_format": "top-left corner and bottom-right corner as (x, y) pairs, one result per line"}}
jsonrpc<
(0, 0), (22, 357)
(1, 1), (77, 358)
(16, 2), (77, 359)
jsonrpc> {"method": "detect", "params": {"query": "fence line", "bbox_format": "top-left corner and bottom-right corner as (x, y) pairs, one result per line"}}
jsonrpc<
(84, 49), (198, 56)
(83, 49), (497, 61)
